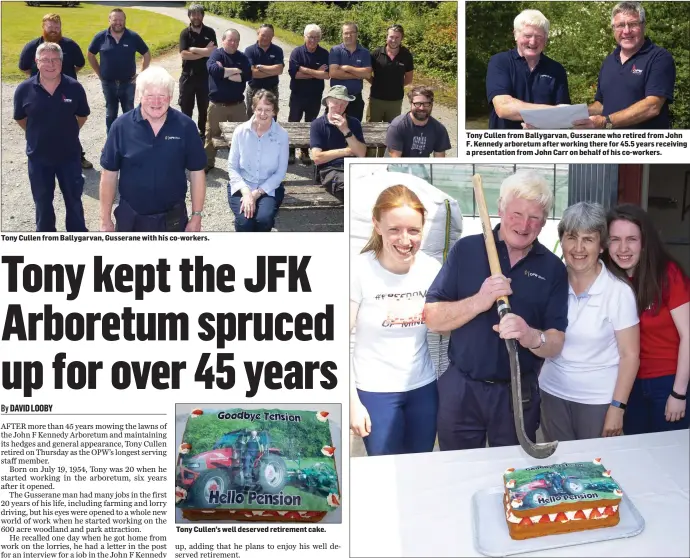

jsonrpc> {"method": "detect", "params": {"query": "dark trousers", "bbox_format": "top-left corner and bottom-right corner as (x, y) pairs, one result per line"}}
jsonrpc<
(318, 166), (344, 202)
(624, 375), (690, 434)
(179, 73), (209, 136)
(245, 84), (279, 119)
(437, 369), (541, 450)
(288, 93), (321, 123)
(346, 92), (365, 122)
(101, 79), (135, 133)
(27, 156), (86, 232)
(357, 380), (438, 456)
(114, 198), (188, 232)
(229, 185), (284, 232)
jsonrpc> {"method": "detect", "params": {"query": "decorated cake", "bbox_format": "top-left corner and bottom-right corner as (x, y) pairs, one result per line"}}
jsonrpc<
(503, 459), (622, 540)
(176, 407), (340, 522)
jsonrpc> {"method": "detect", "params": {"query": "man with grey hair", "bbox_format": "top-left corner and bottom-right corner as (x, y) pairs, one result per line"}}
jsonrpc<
(486, 9), (570, 129)
(204, 28), (251, 173)
(574, 1), (675, 129)
(425, 170), (568, 450)
(179, 3), (217, 137)
(13, 42), (90, 232)
(288, 23), (329, 164)
(99, 66), (207, 232)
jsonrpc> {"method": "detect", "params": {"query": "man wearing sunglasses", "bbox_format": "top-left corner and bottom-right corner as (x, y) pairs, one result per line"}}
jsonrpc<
(574, 1), (675, 129)
(385, 86), (451, 158)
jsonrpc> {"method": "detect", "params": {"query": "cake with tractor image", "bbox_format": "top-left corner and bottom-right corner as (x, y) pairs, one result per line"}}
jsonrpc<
(503, 459), (623, 539)
(176, 408), (340, 522)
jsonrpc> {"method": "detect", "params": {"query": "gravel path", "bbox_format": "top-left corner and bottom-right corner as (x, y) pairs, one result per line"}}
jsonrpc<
(1, 5), (457, 232)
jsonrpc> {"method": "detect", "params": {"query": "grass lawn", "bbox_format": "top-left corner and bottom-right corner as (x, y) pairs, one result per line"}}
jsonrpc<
(466, 115), (489, 129)
(1, 2), (183, 82)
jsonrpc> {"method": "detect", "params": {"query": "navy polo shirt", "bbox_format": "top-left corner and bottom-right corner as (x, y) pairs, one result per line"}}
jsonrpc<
(309, 115), (365, 170)
(19, 37), (85, 80)
(245, 42), (284, 89)
(370, 45), (414, 101)
(288, 44), (329, 99)
(88, 28), (149, 82)
(100, 107), (206, 215)
(595, 38), (675, 129)
(13, 74), (89, 165)
(426, 226), (568, 382)
(486, 49), (570, 129)
(207, 48), (251, 103)
(328, 43), (372, 95)
(179, 24), (217, 77)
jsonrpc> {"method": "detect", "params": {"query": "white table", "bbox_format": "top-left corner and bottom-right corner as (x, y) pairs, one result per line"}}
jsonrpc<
(350, 430), (689, 557)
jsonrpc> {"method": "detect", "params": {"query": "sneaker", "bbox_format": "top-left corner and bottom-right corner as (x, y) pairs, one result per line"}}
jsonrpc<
(81, 158), (93, 169)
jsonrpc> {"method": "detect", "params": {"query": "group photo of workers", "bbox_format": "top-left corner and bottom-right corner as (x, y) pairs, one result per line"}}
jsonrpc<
(1, 1), (457, 233)
(465, 1), (689, 130)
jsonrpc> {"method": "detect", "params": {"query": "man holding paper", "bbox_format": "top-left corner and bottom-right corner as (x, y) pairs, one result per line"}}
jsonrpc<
(574, 1), (675, 130)
(486, 9), (570, 129)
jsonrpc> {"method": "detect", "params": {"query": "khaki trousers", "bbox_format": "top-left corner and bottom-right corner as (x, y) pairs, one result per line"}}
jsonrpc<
(367, 97), (403, 123)
(204, 101), (247, 168)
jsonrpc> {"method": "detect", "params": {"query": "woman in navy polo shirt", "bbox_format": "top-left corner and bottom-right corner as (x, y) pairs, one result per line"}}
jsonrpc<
(227, 90), (288, 232)
(605, 204), (689, 433)
(350, 186), (441, 456)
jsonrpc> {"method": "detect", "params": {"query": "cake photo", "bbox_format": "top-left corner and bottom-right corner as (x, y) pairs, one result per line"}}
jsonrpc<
(176, 407), (340, 522)
(503, 459), (622, 540)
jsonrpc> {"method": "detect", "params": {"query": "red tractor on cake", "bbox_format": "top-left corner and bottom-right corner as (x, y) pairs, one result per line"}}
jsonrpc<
(513, 471), (585, 508)
(177, 429), (288, 507)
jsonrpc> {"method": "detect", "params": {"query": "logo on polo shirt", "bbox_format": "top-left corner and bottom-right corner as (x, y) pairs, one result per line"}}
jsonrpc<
(631, 64), (643, 75)
(165, 136), (181, 140)
(61, 94), (73, 103)
(269, 54), (275, 58)
(539, 74), (553, 79)
(524, 270), (546, 281)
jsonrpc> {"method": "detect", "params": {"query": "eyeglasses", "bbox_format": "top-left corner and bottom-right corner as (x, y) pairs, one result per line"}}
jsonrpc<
(411, 102), (432, 109)
(306, 35), (320, 40)
(37, 57), (61, 65)
(254, 108), (274, 115)
(142, 94), (170, 101)
(613, 21), (642, 30)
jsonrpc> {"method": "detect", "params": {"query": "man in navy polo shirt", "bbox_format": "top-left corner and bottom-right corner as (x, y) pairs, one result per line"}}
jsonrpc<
(19, 13), (92, 169)
(425, 171), (568, 450)
(88, 8), (150, 133)
(288, 23), (329, 164)
(204, 28), (252, 173)
(13, 42), (90, 232)
(574, 2), (675, 130)
(99, 66), (207, 233)
(310, 85), (366, 202)
(329, 23), (372, 122)
(486, 9), (570, 129)
(244, 24), (284, 119)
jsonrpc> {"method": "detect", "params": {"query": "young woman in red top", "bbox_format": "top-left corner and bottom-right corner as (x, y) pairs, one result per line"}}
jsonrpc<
(604, 204), (689, 434)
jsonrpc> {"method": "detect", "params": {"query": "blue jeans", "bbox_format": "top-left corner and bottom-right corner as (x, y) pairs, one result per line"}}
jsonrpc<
(357, 380), (438, 456)
(229, 185), (284, 232)
(624, 375), (690, 434)
(27, 156), (86, 232)
(101, 79), (135, 133)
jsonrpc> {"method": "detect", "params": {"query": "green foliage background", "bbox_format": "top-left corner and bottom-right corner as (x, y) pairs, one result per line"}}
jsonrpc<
(196, 1), (457, 87)
(466, 1), (690, 128)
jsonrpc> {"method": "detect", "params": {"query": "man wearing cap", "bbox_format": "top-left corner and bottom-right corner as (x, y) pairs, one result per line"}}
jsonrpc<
(179, 3), (217, 138)
(328, 23), (372, 122)
(574, 1), (676, 129)
(204, 28), (252, 173)
(244, 23), (284, 119)
(88, 8), (150, 134)
(13, 42), (90, 232)
(19, 13), (92, 169)
(309, 85), (366, 202)
(288, 23), (329, 165)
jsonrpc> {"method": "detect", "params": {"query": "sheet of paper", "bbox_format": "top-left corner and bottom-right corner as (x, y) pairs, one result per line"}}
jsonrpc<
(520, 104), (589, 129)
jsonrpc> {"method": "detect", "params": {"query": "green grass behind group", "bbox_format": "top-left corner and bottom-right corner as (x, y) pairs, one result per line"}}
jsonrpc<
(1, 2), (182, 82)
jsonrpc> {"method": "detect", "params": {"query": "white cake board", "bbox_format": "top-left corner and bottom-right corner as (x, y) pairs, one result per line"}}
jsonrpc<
(471, 486), (645, 557)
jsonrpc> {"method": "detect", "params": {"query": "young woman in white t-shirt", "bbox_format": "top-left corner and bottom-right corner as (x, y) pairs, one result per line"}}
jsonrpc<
(350, 185), (442, 455)
(539, 202), (640, 441)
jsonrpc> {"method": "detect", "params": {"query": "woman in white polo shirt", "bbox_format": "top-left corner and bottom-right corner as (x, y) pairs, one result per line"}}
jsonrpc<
(539, 202), (640, 441)
(350, 185), (441, 455)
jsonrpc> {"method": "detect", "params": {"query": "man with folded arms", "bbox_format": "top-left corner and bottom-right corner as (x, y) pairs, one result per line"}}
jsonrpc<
(486, 9), (570, 129)
(574, 1), (675, 129)
(204, 28), (252, 173)
(310, 86), (366, 202)
(328, 23), (372, 122)
(244, 23), (284, 119)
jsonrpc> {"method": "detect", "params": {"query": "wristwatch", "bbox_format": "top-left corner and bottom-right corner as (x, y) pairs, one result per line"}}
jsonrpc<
(344, 130), (353, 139)
(610, 399), (627, 410)
(191, 211), (203, 217)
(530, 330), (546, 350)
(604, 115), (614, 129)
